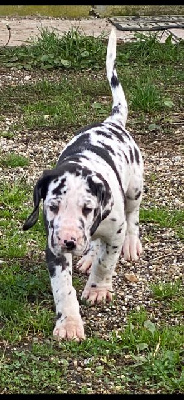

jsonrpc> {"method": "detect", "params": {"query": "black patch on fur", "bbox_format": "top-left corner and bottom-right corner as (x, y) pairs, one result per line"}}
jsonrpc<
(74, 122), (103, 136)
(91, 283), (97, 288)
(117, 228), (122, 234)
(89, 145), (124, 197)
(51, 229), (54, 248)
(111, 72), (119, 88)
(87, 174), (112, 222)
(49, 205), (59, 214)
(56, 312), (62, 320)
(134, 147), (140, 164)
(52, 178), (66, 196)
(102, 209), (111, 220)
(87, 176), (100, 198)
(112, 105), (120, 115)
(135, 190), (141, 200)
(46, 247), (69, 276)
(90, 214), (101, 237)
(108, 122), (130, 138)
(51, 231), (55, 249)
(61, 155), (90, 165)
(98, 140), (115, 155)
(82, 206), (93, 218)
(108, 126), (125, 144)
(46, 248), (56, 277)
(48, 219), (54, 229)
(96, 130), (112, 139)
(95, 172), (112, 206)
(79, 218), (85, 228)
(123, 152), (129, 164)
(59, 133), (91, 161)
(129, 147), (134, 163)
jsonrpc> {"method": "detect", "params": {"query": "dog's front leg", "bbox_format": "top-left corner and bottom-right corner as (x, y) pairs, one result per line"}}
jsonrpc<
(46, 248), (85, 341)
(81, 236), (123, 304)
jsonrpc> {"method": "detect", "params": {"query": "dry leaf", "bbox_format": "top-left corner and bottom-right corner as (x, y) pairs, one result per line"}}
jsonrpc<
(124, 273), (139, 283)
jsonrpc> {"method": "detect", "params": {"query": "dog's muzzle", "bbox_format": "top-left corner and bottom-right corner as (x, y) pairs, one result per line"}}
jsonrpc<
(50, 227), (89, 256)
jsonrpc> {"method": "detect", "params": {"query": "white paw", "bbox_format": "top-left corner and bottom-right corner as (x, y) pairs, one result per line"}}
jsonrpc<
(81, 285), (113, 304)
(76, 255), (92, 274)
(53, 316), (85, 341)
(122, 235), (142, 261)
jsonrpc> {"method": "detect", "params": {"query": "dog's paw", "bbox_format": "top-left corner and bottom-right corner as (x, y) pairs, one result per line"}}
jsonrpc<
(53, 316), (85, 341)
(81, 285), (113, 304)
(76, 255), (92, 274)
(122, 235), (142, 261)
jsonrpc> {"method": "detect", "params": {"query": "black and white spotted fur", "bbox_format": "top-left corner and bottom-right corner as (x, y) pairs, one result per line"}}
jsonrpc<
(23, 28), (144, 340)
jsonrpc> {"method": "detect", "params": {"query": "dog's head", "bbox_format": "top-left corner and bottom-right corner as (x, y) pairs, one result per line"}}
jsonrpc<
(23, 163), (113, 256)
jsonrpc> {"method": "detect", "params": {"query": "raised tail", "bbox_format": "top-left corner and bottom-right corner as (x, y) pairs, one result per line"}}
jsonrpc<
(106, 27), (128, 126)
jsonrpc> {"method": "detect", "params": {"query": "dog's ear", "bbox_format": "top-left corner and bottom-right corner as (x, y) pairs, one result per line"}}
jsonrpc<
(87, 174), (111, 208)
(87, 174), (113, 236)
(23, 169), (56, 231)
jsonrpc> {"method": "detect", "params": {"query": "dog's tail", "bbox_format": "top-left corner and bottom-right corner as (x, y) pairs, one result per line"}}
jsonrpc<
(106, 27), (128, 126)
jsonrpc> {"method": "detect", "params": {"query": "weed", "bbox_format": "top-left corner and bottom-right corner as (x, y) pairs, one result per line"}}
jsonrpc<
(0, 27), (107, 71)
(118, 32), (184, 64)
(140, 208), (184, 239)
(131, 78), (162, 112)
(0, 152), (29, 168)
(150, 280), (182, 300)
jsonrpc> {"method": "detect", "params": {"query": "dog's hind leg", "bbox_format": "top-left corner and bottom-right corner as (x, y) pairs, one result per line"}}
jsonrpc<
(122, 178), (143, 262)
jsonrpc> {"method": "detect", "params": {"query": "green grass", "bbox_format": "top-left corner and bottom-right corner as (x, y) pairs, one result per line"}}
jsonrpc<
(140, 208), (184, 239)
(0, 29), (183, 394)
(1, 308), (183, 393)
(0, 182), (46, 259)
(0, 153), (29, 168)
(0, 28), (183, 71)
(0, 68), (181, 133)
(0, 28), (183, 132)
(150, 280), (182, 300)
(0, 27), (107, 71)
(119, 32), (184, 64)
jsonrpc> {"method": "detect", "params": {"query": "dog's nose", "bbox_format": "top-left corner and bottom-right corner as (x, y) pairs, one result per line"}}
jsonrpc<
(64, 240), (76, 250)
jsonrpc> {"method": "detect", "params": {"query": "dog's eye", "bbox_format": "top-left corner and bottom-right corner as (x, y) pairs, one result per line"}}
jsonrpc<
(49, 204), (59, 213)
(82, 206), (93, 216)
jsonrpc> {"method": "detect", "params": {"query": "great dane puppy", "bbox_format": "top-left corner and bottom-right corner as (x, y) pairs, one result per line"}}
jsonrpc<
(23, 28), (144, 341)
